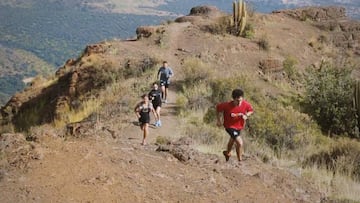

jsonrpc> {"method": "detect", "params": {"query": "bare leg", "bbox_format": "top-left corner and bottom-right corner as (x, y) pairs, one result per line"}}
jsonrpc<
(227, 138), (235, 154)
(164, 87), (169, 100)
(141, 123), (149, 145)
(156, 107), (161, 121)
(223, 138), (234, 161)
(161, 86), (165, 100)
(234, 136), (243, 161)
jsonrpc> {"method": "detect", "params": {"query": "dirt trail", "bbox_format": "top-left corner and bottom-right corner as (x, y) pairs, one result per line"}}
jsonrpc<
(126, 88), (181, 146)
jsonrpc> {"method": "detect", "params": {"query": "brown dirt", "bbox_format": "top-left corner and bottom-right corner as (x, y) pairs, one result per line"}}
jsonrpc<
(0, 87), (323, 202)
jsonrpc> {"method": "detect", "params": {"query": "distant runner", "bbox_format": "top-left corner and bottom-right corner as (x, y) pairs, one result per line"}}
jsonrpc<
(216, 89), (253, 162)
(157, 61), (174, 103)
(148, 82), (162, 127)
(134, 94), (158, 145)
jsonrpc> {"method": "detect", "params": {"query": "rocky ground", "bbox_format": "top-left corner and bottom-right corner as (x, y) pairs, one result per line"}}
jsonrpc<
(0, 89), (324, 202)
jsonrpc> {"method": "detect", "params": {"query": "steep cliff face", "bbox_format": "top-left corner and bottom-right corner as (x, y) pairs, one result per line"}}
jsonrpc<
(0, 42), (115, 131)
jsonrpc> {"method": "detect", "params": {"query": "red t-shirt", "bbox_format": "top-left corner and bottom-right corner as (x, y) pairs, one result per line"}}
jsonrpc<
(216, 100), (253, 130)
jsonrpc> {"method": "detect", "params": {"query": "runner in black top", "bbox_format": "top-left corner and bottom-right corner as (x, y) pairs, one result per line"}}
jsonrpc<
(135, 94), (157, 145)
(148, 82), (162, 127)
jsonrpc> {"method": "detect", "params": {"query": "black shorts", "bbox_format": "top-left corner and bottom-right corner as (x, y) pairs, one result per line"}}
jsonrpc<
(139, 116), (150, 126)
(160, 80), (170, 88)
(153, 102), (162, 109)
(225, 128), (241, 139)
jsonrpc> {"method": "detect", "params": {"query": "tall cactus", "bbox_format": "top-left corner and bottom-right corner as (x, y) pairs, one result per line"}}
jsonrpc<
(239, 1), (247, 35)
(354, 80), (360, 130)
(232, 0), (247, 36)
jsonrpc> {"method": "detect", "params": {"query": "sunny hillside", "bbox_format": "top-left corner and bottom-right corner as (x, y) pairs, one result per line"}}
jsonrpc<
(1, 5), (360, 202)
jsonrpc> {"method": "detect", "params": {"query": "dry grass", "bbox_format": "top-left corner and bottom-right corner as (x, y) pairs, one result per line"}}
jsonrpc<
(303, 166), (360, 202)
(176, 63), (360, 202)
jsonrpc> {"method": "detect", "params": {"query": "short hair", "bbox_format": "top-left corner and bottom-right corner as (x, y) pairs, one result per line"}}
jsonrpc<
(141, 94), (148, 99)
(163, 61), (167, 64)
(232, 89), (244, 99)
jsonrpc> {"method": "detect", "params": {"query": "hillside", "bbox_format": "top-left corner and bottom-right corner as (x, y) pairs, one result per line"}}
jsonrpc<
(0, 0), (359, 106)
(1, 5), (360, 202)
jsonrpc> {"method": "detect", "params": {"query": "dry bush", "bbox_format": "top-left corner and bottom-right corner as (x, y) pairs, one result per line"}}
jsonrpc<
(303, 138), (360, 181)
(258, 34), (270, 51)
(303, 165), (360, 202)
(155, 136), (171, 145)
(181, 57), (214, 86)
(242, 23), (255, 39)
(283, 55), (298, 80)
(180, 82), (212, 111)
(0, 123), (14, 134)
(122, 57), (161, 79)
(176, 58), (214, 112)
(202, 15), (232, 35)
(183, 115), (224, 145)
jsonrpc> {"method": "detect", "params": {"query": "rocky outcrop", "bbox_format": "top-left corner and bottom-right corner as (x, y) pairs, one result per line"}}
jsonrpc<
(0, 42), (117, 131)
(273, 6), (346, 22)
(136, 26), (165, 39)
(175, 5), (224, 24)
(274, 6), (360, 55)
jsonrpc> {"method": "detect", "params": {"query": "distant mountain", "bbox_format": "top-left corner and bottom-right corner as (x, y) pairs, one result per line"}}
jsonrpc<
(0, 0), (359, 105)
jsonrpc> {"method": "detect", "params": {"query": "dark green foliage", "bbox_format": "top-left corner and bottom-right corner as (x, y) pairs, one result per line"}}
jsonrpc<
(302, 62), (357, 138)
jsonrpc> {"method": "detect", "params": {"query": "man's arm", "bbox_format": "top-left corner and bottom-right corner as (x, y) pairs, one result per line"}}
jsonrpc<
(242, 103), (254, 120)
(169, 68), (174, 77)
(157, 68), (162, 80)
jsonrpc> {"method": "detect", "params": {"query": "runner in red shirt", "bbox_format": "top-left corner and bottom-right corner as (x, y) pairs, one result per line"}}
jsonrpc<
(216, 89), (253, 162)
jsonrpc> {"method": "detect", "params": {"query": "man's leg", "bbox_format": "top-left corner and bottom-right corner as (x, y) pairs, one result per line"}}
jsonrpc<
(161, 86), (165, 100)
(234, 136), (243, 161)
(226, 138), (235, 154)
(164, 87), (168, 101)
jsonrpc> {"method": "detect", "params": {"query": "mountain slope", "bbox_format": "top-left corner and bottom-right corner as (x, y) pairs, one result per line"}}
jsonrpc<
(1, 5), (360, 202)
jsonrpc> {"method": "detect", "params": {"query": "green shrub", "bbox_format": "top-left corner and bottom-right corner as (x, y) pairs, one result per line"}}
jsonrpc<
(283, 56), (298, 80)
(302, 62), (357, 138)
(242, 23), (255, 39)
(250, 103), (317, 158)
